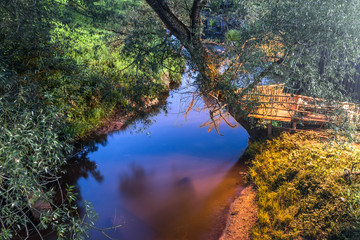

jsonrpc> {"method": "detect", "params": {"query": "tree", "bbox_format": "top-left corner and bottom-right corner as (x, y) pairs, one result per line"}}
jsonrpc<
(0, 1), (125, 239)
(123, 0), (360, 129)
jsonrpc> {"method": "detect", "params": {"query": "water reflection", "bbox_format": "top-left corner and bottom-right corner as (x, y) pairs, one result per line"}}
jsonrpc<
(67, 152), (104, 184)
(116, 157), (244, 240)
(117, 163), (198, 238)
(119, 163), (151, 199)
(183, 93), (239, 136)
(58, 74), (249, 240)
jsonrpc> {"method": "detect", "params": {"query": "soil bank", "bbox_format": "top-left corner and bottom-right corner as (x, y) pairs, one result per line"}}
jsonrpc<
(219, 185), (257, 240)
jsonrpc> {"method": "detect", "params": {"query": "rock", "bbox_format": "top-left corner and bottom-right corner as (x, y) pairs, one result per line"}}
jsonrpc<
(28, 193), (52, 219)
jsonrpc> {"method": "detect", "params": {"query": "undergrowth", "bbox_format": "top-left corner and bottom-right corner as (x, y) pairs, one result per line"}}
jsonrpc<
(0, 0), (183, 238)
(250, 132), (360, 239)
(46, 14), (176, 137)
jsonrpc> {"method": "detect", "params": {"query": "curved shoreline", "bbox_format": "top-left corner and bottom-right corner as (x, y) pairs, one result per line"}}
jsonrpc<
(219, 185), (258, 240)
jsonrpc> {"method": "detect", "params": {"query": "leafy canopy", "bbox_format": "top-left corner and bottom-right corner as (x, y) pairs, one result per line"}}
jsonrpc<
(132, 0), (360, 111)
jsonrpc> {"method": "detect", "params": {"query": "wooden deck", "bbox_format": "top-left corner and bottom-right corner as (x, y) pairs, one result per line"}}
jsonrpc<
(238, 84), (360, 128)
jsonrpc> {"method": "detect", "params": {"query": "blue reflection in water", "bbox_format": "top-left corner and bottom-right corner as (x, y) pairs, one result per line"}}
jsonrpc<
(76, 76), (249, 240)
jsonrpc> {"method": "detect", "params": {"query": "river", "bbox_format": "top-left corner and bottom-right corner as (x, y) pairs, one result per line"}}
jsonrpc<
(62, 74), (249, 240)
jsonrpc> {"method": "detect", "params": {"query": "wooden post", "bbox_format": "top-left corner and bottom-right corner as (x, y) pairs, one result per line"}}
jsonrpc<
(291, 121), (297, 131)
(267, 120), (272, 137)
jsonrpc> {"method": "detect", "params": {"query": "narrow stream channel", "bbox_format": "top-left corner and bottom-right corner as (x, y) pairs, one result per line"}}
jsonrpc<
(62, 75), (249, 240)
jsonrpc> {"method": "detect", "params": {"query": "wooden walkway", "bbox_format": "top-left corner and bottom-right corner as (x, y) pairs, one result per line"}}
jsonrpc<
(237, 84), (360, 130)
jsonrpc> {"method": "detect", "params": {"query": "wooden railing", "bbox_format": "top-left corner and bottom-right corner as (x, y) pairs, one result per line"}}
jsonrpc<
(238, 84), (360, 128)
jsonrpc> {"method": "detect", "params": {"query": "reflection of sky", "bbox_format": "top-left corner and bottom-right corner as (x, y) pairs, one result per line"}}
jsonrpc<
(77, 75), (249, 240)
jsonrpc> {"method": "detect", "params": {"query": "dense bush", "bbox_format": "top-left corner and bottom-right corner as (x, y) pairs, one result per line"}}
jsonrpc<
(0, 0), (183, 238)
(0, 72), (97, 239)
(250, 132), (360, 239)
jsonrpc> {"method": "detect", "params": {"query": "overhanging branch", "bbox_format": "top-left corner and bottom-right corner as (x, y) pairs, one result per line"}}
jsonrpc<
(238, 56), (287, 98)
(190, 0), (207, 38)
(145, 0), (191, 43)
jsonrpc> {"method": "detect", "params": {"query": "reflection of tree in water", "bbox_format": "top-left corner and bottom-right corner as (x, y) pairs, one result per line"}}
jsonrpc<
(55, 140), (106, 219)
(125, 100), (169, 136)
(118, 162), (200, 239)
(82, 90), (170, 141)
(118, 159), (245, 240)
(182, 90), (239, 135)
(63, 135), (109, 189)
(77, 129), (110, 154)
(64, 89), (172, 189)
(63, 150), (104, 186)
(119, 162), (150, 199)
(49, 92), (171, 238)
(55, 81), (243, 239)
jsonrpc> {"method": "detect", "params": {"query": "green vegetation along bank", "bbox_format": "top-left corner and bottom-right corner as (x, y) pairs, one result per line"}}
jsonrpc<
(0, 0), (183, 239)
(249, 132), (360, 239)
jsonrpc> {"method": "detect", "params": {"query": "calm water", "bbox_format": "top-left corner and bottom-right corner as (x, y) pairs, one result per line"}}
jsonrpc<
(63, 76), (249, 240)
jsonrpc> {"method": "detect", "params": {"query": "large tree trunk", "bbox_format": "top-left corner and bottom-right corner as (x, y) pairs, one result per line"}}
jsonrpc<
(143, 0), (256, 132)
(144, 0), (216, 82)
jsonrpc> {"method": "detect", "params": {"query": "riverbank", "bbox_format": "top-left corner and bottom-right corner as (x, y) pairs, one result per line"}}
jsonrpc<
(85, 94), (167, 137)
(222, 131), (360, 240)
(217, 144), (259, 240)
(219, 185), (257, 240)
(61, 81), (249, 240)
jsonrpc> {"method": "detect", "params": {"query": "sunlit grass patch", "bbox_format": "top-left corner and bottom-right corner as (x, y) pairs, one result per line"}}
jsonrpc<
(250, 132), (360, 239)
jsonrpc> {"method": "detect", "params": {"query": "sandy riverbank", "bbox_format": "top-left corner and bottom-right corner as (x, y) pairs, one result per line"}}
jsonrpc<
(219, 185), (258, 240)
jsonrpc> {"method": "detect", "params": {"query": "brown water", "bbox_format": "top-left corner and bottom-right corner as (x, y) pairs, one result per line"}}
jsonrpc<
(61, 76), (249, 240)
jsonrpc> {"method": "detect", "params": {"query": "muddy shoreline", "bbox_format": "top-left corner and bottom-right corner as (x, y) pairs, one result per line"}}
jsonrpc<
(209, 153), (258, 240)
(219, 185), (257, 240)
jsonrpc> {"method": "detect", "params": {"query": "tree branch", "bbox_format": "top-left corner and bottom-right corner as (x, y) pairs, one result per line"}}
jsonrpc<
(190, 0), (207, 38)
(145, 0), (191, 43)
(237, 52), (288, 98)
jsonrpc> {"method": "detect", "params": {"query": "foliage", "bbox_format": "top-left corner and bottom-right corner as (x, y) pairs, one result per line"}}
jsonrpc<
(47, 0), (184, 136)
(0, 0), (182, 238)
(0, 0), (54, 73)
(0, 75), (97, 239)
(226, 30), (241, 42)
(115, 1), (185, 84)
(246, 0), (360, 99)
(250, 132), (360, 239)
(136, 0), (360, 134)
(0, 0), (178, 138)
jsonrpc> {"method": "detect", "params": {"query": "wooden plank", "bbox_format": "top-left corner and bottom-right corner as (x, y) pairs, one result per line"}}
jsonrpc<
(237, 84), (360, 126)
(248, 114), (292, 122)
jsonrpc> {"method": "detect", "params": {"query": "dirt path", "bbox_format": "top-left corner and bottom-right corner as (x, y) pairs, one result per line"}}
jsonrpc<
(219, 185), (258, 240)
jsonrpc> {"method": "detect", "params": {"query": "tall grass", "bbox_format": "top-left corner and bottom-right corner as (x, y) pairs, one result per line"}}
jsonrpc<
(250, 132), (360, 239)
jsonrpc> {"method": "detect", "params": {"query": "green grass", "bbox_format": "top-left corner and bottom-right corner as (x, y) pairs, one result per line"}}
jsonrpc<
(250, 132), (360, 239)
(45, 10), (182, 137)
(0, 1), (184, 238)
